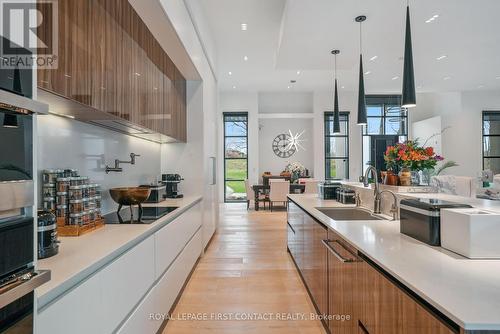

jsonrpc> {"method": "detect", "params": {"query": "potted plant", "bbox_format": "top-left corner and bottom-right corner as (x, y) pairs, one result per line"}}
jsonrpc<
(284, 162), (306, 184)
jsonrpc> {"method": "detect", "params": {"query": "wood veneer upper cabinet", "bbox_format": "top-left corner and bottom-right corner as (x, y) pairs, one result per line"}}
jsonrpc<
(37, 0), (187, 142)
(357, 258), (456, 334)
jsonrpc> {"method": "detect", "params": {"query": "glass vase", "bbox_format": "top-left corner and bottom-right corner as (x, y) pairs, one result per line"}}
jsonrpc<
(411, 170), (421, 186)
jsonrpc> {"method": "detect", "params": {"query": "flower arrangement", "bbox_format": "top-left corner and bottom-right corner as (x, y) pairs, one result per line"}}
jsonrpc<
(384, 140), (444, 172)
(284, 162), (306, 183)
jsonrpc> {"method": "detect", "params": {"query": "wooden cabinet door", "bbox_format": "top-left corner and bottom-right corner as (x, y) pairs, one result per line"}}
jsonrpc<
(326, 230), (360, 334)
(312, 218), (328, 317)
(358, 258), (456, 334)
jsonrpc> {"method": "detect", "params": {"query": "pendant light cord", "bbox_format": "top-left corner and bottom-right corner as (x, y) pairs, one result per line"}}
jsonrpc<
(359, 21), (363, 54)
(334, 54), (337, 80)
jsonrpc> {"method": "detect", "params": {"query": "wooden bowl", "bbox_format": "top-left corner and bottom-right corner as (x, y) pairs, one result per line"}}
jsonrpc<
(109, 187), (151, 206)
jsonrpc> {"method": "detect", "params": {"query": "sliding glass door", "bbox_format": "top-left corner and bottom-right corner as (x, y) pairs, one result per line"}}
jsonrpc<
(223, 113), (248, 202)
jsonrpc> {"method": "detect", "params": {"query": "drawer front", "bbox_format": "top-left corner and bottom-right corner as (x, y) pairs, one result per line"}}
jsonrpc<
(155, 203), (202, 278)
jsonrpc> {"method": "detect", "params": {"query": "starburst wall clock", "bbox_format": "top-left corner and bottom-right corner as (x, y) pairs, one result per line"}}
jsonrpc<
(272, 130), (306, 158)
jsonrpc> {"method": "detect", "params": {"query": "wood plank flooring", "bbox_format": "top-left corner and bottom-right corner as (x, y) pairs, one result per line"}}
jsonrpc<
(162, 203), (326, 334)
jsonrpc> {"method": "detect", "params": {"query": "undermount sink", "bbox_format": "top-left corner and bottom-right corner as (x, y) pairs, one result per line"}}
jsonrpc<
(315, 207), (383, 221)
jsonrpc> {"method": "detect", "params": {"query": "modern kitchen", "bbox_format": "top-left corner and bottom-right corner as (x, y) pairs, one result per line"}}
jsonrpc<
(1, 0), (500, 334)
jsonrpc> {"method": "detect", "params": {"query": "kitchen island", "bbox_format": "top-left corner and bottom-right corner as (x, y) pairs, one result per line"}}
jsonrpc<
(36, 196), (204, 334)
(288, 193), (500, 333)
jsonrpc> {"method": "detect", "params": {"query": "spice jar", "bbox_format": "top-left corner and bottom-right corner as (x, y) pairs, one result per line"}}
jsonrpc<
(56, 177), (71, 193)
(69, 212), (83, 225)
(82, 184), (89, 198)
(82, 210), (91, 224)
(56, 205), (68, 218)
(88, 184), (96, 197)
(56, 192), (68, 205)
(83, 198), (90, 210)
(43, 197), (56, 211)
(88, 197), (97, 210)
(94, 184), (101, 196)
(69, 199), (84, 213)
(42, 184), (56, 197)
(43, 169), (63, 183)
(94, 195), (102, 209)
(64, 169), (78, 177)
(70, 177), (82, 186)
(95, 208), (101, 220)
(68, 186), (83, 200)
(80, 176), (89, 185)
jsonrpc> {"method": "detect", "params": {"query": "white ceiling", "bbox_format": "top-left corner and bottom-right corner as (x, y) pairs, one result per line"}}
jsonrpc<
(199, 0), (500, 93)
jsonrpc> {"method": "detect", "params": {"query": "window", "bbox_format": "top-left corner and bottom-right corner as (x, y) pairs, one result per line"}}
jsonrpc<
(223, 112), (248, 202)
(362, 96), (408, 171)
(482, 111), (500, 174)
(324, 112), (349, 180)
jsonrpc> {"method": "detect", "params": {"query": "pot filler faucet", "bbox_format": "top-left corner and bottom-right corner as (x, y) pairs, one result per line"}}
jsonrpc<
(105, 153), (141, 174)
(363, 166), (399, 220)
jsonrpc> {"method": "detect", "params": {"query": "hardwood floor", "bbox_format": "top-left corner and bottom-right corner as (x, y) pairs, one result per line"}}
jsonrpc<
(162, 203), (326, 334)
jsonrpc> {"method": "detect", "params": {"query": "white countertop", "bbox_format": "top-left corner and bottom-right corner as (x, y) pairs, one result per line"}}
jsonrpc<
(288, 193), (500, 331)
(36, 196), (202, 309)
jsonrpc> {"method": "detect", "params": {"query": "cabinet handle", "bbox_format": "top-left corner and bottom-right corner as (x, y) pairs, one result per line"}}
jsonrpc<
(287, 221), (296, 234)
(322, 239), (359, 263)
(209, 157), (216, 185)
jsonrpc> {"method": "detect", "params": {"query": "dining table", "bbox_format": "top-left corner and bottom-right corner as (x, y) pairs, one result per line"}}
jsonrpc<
(252, 183), (305, 211)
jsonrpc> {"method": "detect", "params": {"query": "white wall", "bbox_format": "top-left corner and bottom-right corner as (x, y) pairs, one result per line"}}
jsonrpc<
(411, 91), (500, 177)
(37, 115), (162, 214)
(258, 118), (314, 176)
(258, 92), (313, 114)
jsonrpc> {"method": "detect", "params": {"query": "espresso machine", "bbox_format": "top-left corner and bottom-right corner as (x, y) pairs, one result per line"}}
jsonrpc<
(162, 174), (184, 198)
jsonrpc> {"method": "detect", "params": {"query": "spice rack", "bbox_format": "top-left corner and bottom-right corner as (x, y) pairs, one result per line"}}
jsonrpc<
(42, 169), (104, 237)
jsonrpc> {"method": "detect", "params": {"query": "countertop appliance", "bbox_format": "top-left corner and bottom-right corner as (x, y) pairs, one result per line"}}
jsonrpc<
(37, 210), (59, 259)
(103, 206), (178, 224)
(317, 182), (341, 200)
(163, 174), (184, 199)
(141, 183), (167, 203)
(337, 187), (356, 204)
(400, 198), (472, 246)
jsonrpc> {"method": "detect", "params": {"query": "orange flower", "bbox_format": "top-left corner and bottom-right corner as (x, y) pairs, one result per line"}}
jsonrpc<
(425, 147), (434, 156)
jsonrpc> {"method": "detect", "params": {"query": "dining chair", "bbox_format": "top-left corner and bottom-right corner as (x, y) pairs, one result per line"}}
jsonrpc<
(245, 179), (267, 210)
(269, 180), (290, 212)
(304, 180), (319, 194)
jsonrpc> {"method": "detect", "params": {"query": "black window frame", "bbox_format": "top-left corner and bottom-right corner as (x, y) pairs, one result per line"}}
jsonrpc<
(223, 112), (249, 203)
(361, 95), (408, 170)
(482, 110), (500, 173)
(324, 111), (350, 180)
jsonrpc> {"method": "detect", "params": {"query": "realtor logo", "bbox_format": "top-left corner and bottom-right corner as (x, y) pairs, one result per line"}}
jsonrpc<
(0, 0), (58, 69)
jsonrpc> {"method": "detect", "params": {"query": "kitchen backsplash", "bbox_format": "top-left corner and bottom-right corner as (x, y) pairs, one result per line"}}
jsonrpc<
(37, 115), (162, 214)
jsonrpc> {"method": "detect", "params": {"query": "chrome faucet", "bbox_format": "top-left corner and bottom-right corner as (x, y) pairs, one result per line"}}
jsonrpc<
(105, 153), (141, 174)
(363, 166), (380, 195)
(375, 190), (399, 220)
(363, 166), (399, 220)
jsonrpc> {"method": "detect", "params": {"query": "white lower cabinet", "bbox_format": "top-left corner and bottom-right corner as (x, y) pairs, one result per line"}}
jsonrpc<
(37, 273), (103, 334)
(100, 235), (156, 333)
(117, 229), (203, 334)
(37, 203), (203, 334)
(155, 203), (202, 278)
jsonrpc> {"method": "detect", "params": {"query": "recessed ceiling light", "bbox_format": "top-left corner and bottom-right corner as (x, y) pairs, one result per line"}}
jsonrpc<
(365, 71), (371, 75)
(241, 23), (248, 31)
(369, 56), (378, 61)
(228, 71), (232, 75)
(425, 14), (439, 23)
(341, 86), (345, 89)
(436, 55), (447, 60)
(443, 76), (451, 80)
(287, 86), (291, 89)
(478, 85), (485, 89)
(296, 70), (301, 75)
(232, 85), (236, 89)
(134, 72), (141, 76)
(243, 56), (248, 61)
(392, 76), (399, 80)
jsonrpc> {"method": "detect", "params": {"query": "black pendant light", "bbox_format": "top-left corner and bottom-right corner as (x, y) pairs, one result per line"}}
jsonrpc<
(355, 15), (367, 125)
(402, 1), (416, 108)
(13, 66), (23, 95)
(3, 113), (18, 128)
(331, 49), (341, 134)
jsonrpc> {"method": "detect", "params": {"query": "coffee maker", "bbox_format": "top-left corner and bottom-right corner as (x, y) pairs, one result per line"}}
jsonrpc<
(162, 174), (184, 198)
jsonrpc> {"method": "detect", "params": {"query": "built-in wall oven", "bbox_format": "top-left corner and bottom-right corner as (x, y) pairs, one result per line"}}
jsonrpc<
(0, 47), (49, 333)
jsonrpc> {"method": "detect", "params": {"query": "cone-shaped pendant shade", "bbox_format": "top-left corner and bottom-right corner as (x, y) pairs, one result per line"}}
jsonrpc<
(402, 6), (416, 108)
(357, 54), (367, 125)
(333, 79), (341, 133)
